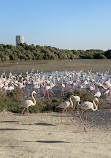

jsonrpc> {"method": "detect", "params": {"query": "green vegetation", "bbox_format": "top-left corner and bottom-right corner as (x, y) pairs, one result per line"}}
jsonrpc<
(0, 43), (111, 61)
(0, 88), (109, 113)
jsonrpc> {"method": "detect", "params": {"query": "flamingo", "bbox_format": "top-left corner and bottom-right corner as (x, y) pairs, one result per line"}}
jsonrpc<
(18, 91), (36, 124)
(77, 97), (99, 132)
(100, 83), (111, 112)
(61, 79), (65, 96)
(70, 95), (80, 109)
(43, 85), (51, 99)
(100, 83), (111, 100)
(94, 91), (101, 98)
(56, 96), (74, 124)
(33, 83), (40, 94)
(42, 81), (55, 99)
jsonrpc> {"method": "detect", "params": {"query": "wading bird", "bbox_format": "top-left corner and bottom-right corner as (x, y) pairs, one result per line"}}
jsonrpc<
(56, 96), (74, 124)
(18, 91), (36, 124)
(78, 97), (99, 132)
(70, 95), (80, 110)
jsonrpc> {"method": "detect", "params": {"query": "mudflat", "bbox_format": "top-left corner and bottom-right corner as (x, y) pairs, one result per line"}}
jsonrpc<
(0, 59), (111, 73)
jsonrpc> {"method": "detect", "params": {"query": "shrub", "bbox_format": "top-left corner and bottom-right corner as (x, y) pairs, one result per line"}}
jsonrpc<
(0, 88), (109, 113)
(29, 97), (63, 113)
(7, 88), (23, 102)
(64, 92), (73, 100)
(6, 102), (22, 113)
(73, 89), (93, 102)
(0, 91), (11, 111)
(98, 98), (111, 109)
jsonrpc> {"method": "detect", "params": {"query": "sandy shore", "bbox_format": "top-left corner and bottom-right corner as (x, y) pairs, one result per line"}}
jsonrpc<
(0, 110), (111, 158)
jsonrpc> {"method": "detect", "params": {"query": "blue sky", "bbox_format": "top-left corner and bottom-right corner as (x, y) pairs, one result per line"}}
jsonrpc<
(0, 0), (111, 50)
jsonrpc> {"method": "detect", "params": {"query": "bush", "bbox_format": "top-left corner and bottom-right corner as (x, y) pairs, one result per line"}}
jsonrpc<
(73, 89), (94, 103)
(6, 102), (22, 113)
(0, 88), (109, 113)
(98, 98), (110, 109)
(0, 92), (11, 111)
(64, 92), (73, 100)
(7, 88), (23, 102)
(28, 97), (63, 113)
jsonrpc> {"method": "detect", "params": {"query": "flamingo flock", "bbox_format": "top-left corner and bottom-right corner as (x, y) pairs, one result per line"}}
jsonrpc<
(0, 69), (111, 98)
(0, 69), (111, 131)
(56, 94), (99, 132)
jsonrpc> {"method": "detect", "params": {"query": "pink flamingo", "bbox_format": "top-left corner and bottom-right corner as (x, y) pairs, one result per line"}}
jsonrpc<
(100, 83), (111, 105)
(94, 91), (101, 98)
(18, 91), (36, 124)
(78, 97), (99, 132)
(33, 83), (40, 97)
(56, 96), (74, 124)
(70, 95), (80, 110)
(43, 85), (51, 99)
(49, 82), (55, 96)
(43, 82), (55, 99)
(61, 79), (65, 96)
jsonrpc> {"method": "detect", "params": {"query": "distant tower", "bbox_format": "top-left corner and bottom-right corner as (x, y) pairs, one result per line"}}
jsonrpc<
(16, 35), (24, 46)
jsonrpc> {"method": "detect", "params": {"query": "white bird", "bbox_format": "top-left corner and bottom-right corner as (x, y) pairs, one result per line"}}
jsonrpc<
(70, 95), (80, 109)
(56, 96), (74, 124)
(43, 85), (51, 99)
(78, 97), (99, 132)
(61, 79), (65, 96)
(18, 91), (36, 124)
(94, 91), (101, 98)
(100, 83), (111, 100)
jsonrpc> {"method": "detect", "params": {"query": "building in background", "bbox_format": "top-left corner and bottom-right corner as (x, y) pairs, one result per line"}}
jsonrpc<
(16, 35), (24, 46)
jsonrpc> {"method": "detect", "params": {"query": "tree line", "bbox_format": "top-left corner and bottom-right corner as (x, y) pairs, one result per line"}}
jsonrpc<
(0, 43), (111, 61)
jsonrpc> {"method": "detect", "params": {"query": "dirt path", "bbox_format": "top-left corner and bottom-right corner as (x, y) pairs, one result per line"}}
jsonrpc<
(0, 110), (111, 158)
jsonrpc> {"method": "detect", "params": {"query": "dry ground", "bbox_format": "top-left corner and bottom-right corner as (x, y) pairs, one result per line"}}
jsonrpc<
(0, 110), (111, 158)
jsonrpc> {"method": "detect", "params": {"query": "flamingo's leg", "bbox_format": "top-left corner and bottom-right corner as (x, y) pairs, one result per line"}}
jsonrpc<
(43, 91), (46, 99)
(61, 109), (65, 124)
(65, 109), (74, 124)
(27, 107), (33, 125)
(79, 110), (85, 120)
(84, 111), (88, 132)
(50, 89), (55, 96)
(47, 91), (50, 99)
(19, 107), (26, 124)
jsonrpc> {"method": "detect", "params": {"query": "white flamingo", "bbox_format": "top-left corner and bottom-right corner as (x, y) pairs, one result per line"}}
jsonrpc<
(100, 83), (111, 100)
(43, 85), (51, 99)
(94, 91), (101, 98)
(33, 83), (40, 93)
(18, 91), (36, 124)
(42, 81), (55, 99)
(77, 97), (99, 132)
(61, 79), (65, 96)
(70, 95), (80, 109)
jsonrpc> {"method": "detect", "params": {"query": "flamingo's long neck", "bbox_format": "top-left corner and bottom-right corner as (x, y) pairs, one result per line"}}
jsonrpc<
(69, 97), (73, 107)
(92, 100), (98, 111)
(32, 92), (36, 105)
(62, 79), (63, 85)
(77, 100), (80, 106)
